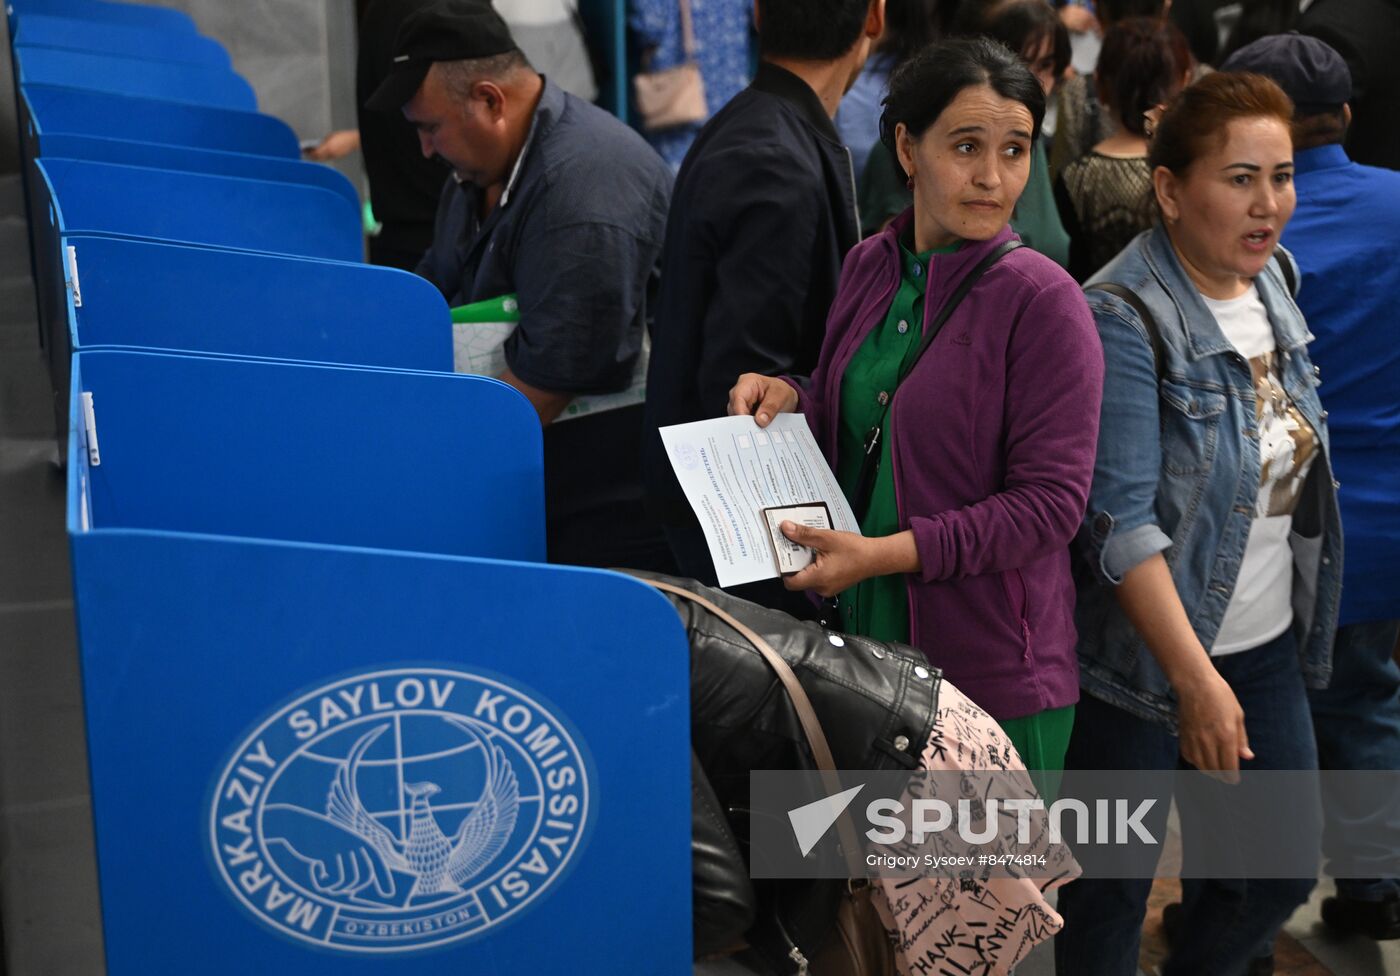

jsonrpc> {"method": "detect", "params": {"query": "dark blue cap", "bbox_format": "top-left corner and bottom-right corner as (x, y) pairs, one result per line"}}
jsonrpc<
(1221, 32), (1352, 115)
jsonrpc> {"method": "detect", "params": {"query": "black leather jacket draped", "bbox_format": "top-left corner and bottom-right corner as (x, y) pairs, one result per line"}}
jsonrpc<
(628, 573), (943, 973)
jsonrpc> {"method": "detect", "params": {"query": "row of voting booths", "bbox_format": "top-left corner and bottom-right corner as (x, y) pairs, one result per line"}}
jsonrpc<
(7, 2), (691, 972)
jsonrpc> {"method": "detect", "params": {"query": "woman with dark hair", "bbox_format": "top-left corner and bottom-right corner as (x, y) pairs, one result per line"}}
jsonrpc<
(861, 0), (1073, 267)
(980, 0), (1073, 93)
(728, 37), (1104, 773)
(836, 0), (942, 180)
(1057, 71), (1340, 974)
(1048, 0), (1180, 178)
(1054, 16), (1193, 280)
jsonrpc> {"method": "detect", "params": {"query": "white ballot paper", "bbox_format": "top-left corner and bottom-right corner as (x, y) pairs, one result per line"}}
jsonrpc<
(658, 414), (861, 587)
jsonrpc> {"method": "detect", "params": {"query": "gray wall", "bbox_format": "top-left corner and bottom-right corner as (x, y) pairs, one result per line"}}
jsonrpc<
(1, 1), (362, 180)
(148, 0), (357, 139)
(144, 0), (363, 186)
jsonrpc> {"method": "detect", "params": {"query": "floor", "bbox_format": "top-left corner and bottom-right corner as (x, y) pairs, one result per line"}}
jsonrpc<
(0, 173), (106, 973)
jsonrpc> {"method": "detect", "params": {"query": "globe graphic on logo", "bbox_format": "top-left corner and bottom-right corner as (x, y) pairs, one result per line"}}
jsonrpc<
(211, 668), (590, 953)
(259, 713), (538, 913)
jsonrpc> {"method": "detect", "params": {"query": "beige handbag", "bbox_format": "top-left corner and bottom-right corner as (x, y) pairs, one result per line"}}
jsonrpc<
(633, 0), (708, 131)
(645, 580), (895, 976)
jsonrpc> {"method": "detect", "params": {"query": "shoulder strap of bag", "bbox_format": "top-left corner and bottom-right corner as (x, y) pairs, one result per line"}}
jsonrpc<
(647, 580), (839, 770)
(645, 580), (866, 866)
(1086, 245), (1298, 382)
(1272, 247), (1299, 297)
(678, 0), (696, 60)
(848, 239), (1022, 522)
(1084, 281), (1165, 380)
(899, 238), (1023, 385)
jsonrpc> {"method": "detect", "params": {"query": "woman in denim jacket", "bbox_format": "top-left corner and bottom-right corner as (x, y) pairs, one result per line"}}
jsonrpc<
(1056, 73), (1343, 975)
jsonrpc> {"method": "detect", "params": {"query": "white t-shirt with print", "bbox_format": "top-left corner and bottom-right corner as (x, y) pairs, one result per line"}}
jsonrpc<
(1202, 285), (1319, 656)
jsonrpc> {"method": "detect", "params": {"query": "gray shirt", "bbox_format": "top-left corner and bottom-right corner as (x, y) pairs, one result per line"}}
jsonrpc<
(415, 78), (672, 395)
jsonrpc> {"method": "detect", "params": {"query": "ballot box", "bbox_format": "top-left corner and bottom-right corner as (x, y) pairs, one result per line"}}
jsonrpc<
(12, 45), (257, 109)
(10, 12), (231, 67)
(66, 349), (694, 973)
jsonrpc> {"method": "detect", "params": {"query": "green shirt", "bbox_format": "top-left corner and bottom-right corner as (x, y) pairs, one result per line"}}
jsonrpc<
(835, 235), (960, 643)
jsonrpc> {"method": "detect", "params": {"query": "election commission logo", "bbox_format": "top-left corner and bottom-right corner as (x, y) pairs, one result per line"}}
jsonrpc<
(209, 667), (591, 953)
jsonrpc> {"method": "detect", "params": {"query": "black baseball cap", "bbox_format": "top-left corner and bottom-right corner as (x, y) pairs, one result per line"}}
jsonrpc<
(366, 0), (518, 113)
(1221, 33), (1352, 115)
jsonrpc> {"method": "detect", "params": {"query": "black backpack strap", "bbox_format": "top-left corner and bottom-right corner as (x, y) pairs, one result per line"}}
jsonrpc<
(1085, 281), (1164, 380)
(1272, 246), (1300, 298)
(848, 239), (1023, 521)
(900, 239), (1024, 382)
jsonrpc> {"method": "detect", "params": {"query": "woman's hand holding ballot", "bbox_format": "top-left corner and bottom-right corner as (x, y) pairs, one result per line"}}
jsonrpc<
(776, 522), (921, 597)
(727, 373), (799, 427)
(729, 372), (921, 596)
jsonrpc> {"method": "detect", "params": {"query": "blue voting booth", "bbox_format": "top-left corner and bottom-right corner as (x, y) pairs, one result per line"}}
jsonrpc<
(67, 350), (693, 973)
(20, 85), (299, 157)
(17, 5), (696, 972)
(69, 350), (544, 559)
(30, 158), (364, 425)
(12, 45), (257, 109)
(11, 12), (231, 67)
(30, 133), (358, 205)
(6, 0), (199, 33)
(61, 235), (449, 367)
(34, 158), (361, 261)
(43, 235), (451, 436)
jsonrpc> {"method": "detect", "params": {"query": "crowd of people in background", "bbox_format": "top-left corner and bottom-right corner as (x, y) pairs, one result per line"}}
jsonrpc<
(317, 0), (1400, 971)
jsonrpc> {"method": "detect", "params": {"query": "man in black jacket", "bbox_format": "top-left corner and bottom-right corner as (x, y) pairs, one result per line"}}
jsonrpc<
(644, 0), (884, 613)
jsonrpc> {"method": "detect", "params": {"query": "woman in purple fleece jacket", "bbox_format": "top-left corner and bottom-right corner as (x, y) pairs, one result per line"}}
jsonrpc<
(729, 37), (1104, 770)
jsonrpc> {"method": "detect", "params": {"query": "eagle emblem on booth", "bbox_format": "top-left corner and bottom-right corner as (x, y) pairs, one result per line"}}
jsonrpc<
(209, 668), (590, 953)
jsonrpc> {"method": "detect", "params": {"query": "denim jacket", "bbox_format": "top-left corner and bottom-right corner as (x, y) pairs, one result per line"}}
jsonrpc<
(1075, 224), (1343, 730)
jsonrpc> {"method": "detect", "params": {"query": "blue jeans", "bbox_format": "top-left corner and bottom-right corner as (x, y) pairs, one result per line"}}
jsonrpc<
(1055, 629), (1320, 975)
(1309, 618), (1400, 901)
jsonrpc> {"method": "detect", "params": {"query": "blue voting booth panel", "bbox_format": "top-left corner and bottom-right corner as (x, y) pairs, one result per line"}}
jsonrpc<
(12, 13), (231, 68)
(14, 46), (257, 110)
(36, 134), (359, 206)
(72, 350), (543, 561)
(30, 158), (361, 394)
(66, 349), (690, 972)
(21, 85), (298, 157)
(7, 0), (198, 34)
(37, 158), (362, 260)
(64, 235), (450, 368)
(64, 531), (693, 975)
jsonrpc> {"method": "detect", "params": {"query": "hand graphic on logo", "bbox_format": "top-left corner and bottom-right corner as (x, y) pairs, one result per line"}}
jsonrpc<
(263, 806), (398, 899)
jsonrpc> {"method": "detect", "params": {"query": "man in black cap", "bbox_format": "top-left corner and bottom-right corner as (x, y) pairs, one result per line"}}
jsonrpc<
(369, 0), (676, 572)
(1225, 32), (1400, 942)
